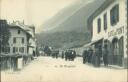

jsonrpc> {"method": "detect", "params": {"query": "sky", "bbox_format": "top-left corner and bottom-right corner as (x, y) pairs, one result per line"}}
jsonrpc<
(0, 0), (77, 33)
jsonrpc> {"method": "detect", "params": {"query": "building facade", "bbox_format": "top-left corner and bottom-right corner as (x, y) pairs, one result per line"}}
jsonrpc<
(8, 25), (28, 55)
(10, 21), (37, 56)
(0, 20), (37, 71)
(89, 0), (128, 68)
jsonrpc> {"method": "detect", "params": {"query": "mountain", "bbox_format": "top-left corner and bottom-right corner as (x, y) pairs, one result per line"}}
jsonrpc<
(36, 0), (106, 49)
(36, 31), (90, 49)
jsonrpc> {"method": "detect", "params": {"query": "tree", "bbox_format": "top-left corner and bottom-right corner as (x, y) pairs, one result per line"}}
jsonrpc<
(0, 20), (11, 54)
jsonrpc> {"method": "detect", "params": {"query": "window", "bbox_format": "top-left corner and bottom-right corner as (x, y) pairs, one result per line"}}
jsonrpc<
(104, 13), (107, 30)
(97, 18), (101, 33)
(5, 47), (10, 53)
(22, 38), (24, 44)
(13, 47), (18, 53)
(110, 4), (119, 26)
(13, 47), (16, 53)
(18, 30), (21, 34)
(13, 38), (16, 43)
(15, 47), (18, 52)
(19, 47), (24, 53)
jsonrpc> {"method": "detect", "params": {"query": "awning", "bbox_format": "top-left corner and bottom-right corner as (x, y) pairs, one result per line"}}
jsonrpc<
(83, 38), (103, 49)
(91, 38), (104, 45)
(83, 43), (92, 48)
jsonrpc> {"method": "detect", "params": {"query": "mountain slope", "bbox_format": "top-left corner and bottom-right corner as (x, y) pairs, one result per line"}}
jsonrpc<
(37, 0), (106, 49)
(36, 31), (90, 49)
(41, 0), (94, 32)
(41, 0), (105, 32)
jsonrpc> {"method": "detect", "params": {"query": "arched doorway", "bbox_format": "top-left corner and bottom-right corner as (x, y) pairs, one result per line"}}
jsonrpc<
(104, 39), (113, 65)
(111, 37), (124, 66)
(112, 38), (119, 65)
(112, 38), (119, 56)
(118, 37), (124, 56)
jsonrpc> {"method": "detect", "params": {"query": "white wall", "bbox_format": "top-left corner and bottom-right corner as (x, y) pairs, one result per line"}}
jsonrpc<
(92, 0), (127, 58)
(28, 38), (36, 55)
(92, 0), (126, 41)
(9, 27), (27, 55)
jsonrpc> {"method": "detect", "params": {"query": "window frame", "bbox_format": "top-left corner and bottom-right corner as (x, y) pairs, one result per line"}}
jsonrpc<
(13, 47), (16, 53)
(5, 47), (10, 53)
(104, 13), (107, 31)
(18, 30), (21, 34)
(110, 4), (119, 26)
(19, 47), (24, 53)
(97, 18), (101, 33)
(13, 37), (16, 44)
(22, 38), (24, 44)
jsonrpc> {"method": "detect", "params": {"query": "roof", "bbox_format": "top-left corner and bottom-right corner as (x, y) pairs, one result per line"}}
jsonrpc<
(9, 24), (32, 37)
(88, 0), (115, 23)
(9, 21), (35, 37)
(16, 23), (35, 37)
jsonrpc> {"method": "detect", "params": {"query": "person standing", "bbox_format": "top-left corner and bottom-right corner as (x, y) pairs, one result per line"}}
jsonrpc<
(103, 46), (108, 66)
(72, 50), (76, 61)
(65, 50), (68, 61)
(95, 48), (101, 67)
(82, 50), (87, 64)
(55, 51), (58, 59)
(62, 51), (64, 59)
(91, 49), (96, 66)
(88, 48), (93, 63)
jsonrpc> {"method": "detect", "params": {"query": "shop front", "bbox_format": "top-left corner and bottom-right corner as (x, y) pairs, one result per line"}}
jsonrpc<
(91, 35), (125, 67)
(104, 36), (124, 66)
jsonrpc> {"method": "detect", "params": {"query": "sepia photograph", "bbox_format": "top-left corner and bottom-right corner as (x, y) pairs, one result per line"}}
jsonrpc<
(0, 0), (128, 82)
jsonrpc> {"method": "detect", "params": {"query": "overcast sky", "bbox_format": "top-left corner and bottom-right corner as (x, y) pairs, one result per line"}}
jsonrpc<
(0, 0), (77, 33)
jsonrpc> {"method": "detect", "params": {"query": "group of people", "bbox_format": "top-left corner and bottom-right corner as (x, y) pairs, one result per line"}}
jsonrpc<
(51, 50), (59, 58)
(47, 49), (77, 62)
(62, 50), (76, 61)
(82, 46), (108, 67)
(43, 45), (109, 67)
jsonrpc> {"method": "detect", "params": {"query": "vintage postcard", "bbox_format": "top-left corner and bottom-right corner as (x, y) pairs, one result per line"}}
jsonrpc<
(0, 0), (128, 82)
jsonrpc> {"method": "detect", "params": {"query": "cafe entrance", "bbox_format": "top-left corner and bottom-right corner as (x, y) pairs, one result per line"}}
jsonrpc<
(111, 37), (124, 66)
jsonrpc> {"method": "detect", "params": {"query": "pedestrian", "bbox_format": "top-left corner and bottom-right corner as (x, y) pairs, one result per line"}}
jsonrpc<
(73, 50), (76, 59)
(65, 50), (68, 61)
(72, 50), (76, 61)
(91, 49), (96, 66)
(82, 50), (87, 64)
(103, 45), (108, 66)
(69, 50), (72, 61)
(62, 51), (64, 59)
(88, 48), (93, 63)
(86, 49), (89, 63)
(95, 48), (101, 67)
(55, 50), (59, 59)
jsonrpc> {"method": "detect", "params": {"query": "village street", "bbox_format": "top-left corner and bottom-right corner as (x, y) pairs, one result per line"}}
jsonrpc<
(1, 56), (127, 82)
